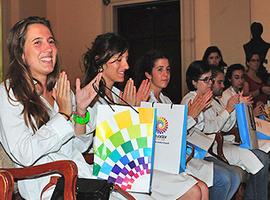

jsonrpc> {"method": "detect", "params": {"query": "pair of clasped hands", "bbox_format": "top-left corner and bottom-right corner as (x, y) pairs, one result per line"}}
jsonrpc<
(187, 90), (253, 120)
(52, 72), (151, 119)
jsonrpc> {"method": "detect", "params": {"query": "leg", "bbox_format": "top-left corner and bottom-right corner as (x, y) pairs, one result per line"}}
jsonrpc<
(205, 157), (241, 200)
(178, 184), (202, 200)
(196, 180), (209, 200)
(244, 149), (269, 200)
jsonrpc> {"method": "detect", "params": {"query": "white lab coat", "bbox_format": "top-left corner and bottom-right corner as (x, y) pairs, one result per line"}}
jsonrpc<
(89, 88), (197, 200)
(0, 82), (94, 200)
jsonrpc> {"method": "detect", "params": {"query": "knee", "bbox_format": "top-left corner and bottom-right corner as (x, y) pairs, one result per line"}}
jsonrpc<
(215, 170), (231, 188)
(189, 184), (202, 200)
(197, 180), (209, 196)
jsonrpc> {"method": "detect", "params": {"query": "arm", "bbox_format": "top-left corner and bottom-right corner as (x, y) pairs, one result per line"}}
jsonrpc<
(0, 86), (74, 166)
(74, 73), (102, 135)
(203, 96), (239, 133)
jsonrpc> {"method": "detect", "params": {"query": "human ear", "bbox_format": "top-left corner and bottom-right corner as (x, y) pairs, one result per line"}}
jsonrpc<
(22, 53), (25, 63)
(192, 80), (197, 89)
(145, 72), (152, 80)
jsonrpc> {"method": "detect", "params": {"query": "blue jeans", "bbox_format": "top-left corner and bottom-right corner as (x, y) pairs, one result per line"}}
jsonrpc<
(205, 157), (241, 200)
(244, 149), (269, 200)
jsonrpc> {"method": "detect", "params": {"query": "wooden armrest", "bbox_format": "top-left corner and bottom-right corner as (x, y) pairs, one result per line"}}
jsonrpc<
(2, 160), (78, 200)
(114, 184), (136, 200)
(0, 170), (14, 200)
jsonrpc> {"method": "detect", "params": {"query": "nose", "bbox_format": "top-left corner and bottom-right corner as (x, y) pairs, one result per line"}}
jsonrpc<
(121, 59), (129, 70)
(43, 41), (53, 52)
(221, 82), (225, 88)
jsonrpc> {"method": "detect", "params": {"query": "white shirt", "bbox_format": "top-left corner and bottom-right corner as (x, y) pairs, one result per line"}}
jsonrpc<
(0, 82), (94, 200)
(148, 91), (172, 104)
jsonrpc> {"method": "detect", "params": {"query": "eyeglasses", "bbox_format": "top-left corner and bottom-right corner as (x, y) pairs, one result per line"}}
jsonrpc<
(198, 76), (213, 83)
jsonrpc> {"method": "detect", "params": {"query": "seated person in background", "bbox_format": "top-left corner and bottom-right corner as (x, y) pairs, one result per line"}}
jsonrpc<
(0, 16), (102, 199)
(181, 61), (241, 200)
(223, 63), (264, 117)
(202, 46), (227, 71)
(134, 49), (209, 199)
(211, 67), (269, 200)
(81, 33), (206, 200)
(245, 51), (270, 106)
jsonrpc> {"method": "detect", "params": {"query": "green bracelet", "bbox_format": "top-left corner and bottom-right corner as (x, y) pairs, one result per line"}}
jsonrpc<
(72, 111), (90, 124)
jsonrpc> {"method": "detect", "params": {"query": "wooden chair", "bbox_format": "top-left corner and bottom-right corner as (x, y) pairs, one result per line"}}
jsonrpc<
(1, 160), (78, 200)
(0, 170), (14, 200)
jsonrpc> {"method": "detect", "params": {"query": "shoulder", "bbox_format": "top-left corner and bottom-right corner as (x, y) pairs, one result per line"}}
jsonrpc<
(160, 93), (172, 104)
(181, 91), (196, 104)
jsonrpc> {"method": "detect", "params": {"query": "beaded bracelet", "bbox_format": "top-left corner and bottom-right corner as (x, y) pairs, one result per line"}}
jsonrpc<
(73, 111), (90, 124)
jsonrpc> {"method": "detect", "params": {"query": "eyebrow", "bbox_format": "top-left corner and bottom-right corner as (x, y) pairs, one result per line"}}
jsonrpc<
(31, 36), (55, 42)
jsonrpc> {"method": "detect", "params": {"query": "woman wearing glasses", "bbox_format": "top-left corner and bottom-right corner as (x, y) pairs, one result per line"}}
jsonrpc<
(135, 49), (211, 200)
(82, 33), (206, 200)
(245, 52), (270, 106)
(181, 61), (241, 200)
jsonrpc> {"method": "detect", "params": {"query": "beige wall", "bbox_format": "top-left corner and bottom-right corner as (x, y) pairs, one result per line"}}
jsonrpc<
(46, 0), (104, 87)
(3, 0), (270, 95)
(2, 0), (105, 88)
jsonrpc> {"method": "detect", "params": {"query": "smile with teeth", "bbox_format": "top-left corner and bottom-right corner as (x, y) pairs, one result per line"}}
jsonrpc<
(40, 56), (53, 63)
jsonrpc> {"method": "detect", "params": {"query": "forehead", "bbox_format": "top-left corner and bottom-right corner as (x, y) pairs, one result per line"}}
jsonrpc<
(110, 50), (128, 59)
(209, 52), (220, 57)
(200, 71), (211, 78)
(215, 72), (224, 80)
(232, 69), (244, 76)
(251, 54), (260, 59)
(154, 58), (169, 67)
(25, 23), (52, 40)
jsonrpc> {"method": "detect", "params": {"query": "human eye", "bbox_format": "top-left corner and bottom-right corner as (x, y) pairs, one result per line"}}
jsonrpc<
(33, 39), (41, 46)
(48, 38), (56, 45)
(157, 67), (163, 72)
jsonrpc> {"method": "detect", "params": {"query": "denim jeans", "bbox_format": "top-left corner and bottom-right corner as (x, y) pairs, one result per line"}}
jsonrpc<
(244, 149), (269, 200)
(205, 156), (241, 200)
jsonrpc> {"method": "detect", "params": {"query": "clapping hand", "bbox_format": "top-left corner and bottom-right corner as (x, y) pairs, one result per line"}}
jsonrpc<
(53, 71), (72, 116)
(135, 79), (151, 106)
(188, 90), (213, 119)
(75, 73), (102, 115)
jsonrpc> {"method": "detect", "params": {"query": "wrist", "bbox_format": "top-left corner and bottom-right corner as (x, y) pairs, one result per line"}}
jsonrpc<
(76, 108), (87, 116)
(73, 111), (90, 124)
(59, 112), (71, 121)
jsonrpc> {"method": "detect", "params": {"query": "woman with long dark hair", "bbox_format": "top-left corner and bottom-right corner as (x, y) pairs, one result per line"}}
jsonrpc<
(82, 35), (206, 200)
(0, 16), (101, 199)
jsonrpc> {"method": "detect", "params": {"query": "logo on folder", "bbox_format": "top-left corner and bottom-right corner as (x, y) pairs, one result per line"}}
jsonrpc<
(156, 116), (168, 140)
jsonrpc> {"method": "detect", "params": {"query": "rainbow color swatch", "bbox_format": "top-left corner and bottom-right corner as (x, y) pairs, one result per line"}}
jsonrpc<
(93, 105), (156, 193)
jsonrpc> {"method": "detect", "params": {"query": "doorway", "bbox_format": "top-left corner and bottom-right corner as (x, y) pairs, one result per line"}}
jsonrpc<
(116, 0), (181, 103)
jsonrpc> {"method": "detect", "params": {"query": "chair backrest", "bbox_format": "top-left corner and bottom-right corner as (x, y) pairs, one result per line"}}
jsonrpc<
(0, 170), (14, 200)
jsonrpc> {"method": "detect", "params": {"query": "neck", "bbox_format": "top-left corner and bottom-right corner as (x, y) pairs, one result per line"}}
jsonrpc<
(232, 86), (240, 93)
(34, 76), (48, 95)
(247, 68), (257, 76)
(151, 85), (162, 101)
(103, 77), (114, 100)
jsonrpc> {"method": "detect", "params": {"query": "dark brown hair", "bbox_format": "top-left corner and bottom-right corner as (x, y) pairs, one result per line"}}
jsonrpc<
(4, 16), (60, 132)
